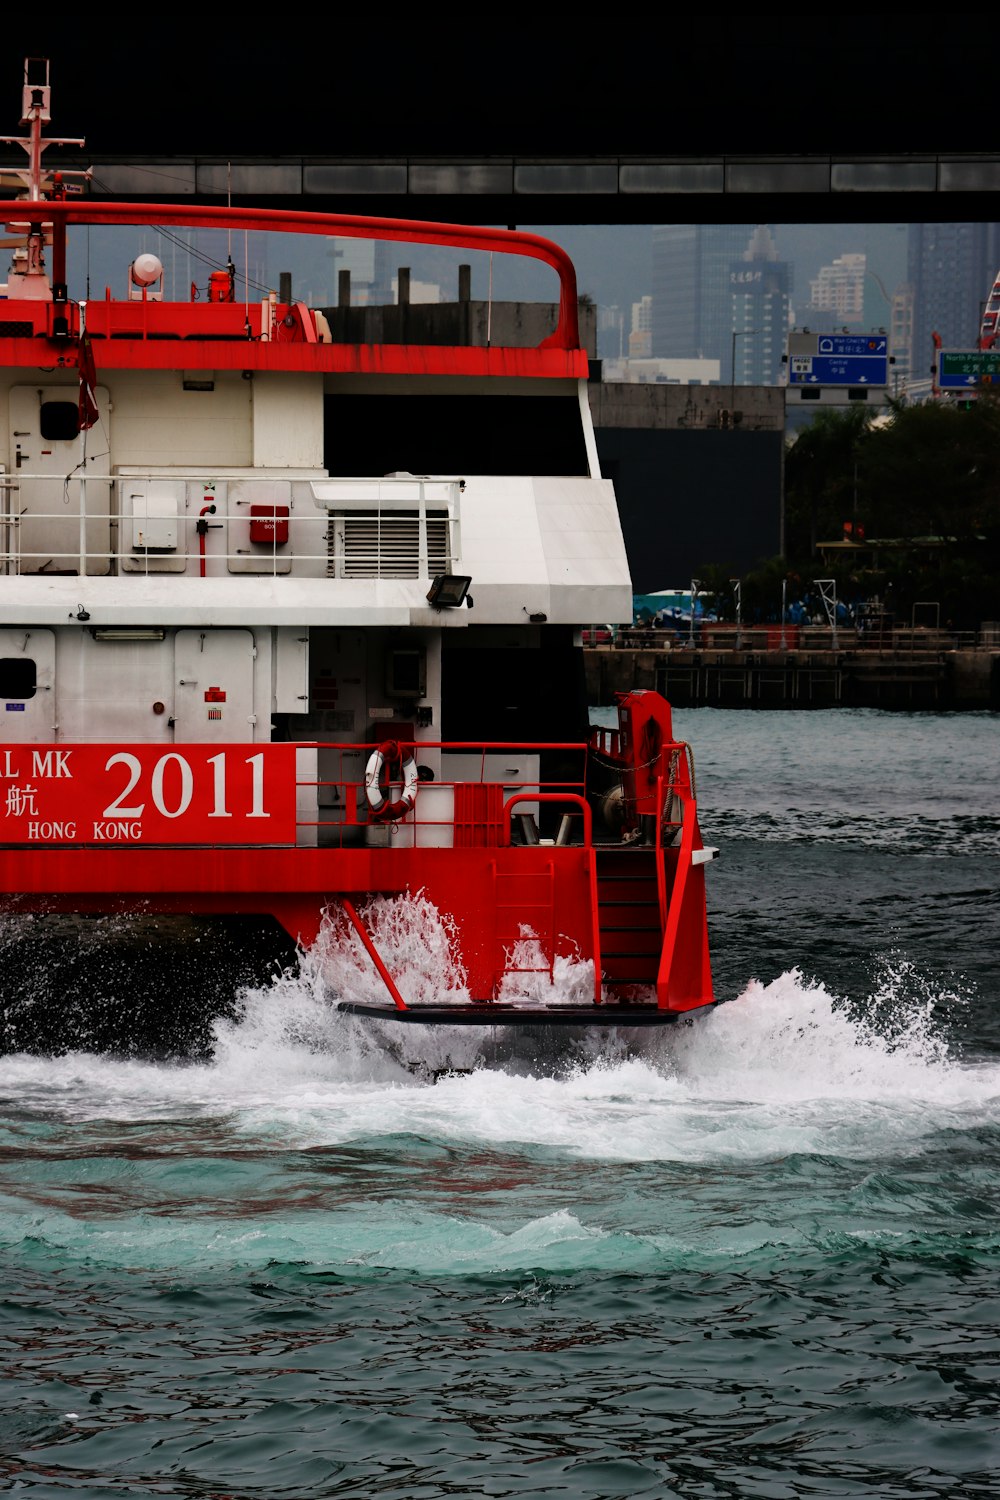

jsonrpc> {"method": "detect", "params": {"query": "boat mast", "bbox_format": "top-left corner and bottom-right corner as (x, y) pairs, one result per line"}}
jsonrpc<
(0, 57), (90, 299)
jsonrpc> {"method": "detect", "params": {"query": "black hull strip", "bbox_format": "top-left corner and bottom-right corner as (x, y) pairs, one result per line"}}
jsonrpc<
(336, 1001), (687, 1027)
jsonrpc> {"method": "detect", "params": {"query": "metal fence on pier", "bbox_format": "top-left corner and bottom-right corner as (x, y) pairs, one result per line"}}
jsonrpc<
(584, 627), (1000, 709)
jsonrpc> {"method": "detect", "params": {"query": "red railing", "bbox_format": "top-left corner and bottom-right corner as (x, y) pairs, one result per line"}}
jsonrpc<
(299, 739), (592, 849)
(2, 201), (583, 353)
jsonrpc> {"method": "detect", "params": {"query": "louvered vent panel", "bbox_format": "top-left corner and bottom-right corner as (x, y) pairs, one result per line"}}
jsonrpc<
(328, 510), (451, 579)
(344, 514), (418, 577)
(426, 514), (450, 574)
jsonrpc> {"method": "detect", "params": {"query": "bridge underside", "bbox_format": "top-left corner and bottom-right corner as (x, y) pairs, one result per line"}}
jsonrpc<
(69, 156), (998, 226)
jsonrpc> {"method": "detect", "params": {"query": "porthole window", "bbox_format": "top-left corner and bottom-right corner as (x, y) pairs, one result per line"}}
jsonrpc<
(39, 401), (80, 441)
(0, 658), (36, 700)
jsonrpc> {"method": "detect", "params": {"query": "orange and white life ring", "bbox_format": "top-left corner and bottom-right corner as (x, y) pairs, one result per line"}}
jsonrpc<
(364, 739), (420, 821)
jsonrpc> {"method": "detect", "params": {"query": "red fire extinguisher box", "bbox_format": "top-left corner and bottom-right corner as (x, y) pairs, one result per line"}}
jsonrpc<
(249, 505), (289, 545)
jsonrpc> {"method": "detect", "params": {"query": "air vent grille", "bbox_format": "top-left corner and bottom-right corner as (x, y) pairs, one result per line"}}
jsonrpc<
(327, 510), (450, 579)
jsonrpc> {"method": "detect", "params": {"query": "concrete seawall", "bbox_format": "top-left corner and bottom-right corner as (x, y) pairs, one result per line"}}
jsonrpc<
(585, 646), (1000, 710)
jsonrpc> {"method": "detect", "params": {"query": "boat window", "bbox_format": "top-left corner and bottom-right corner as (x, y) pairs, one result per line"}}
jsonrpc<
(386, 648), (426, 698)
(0, 658), (36, 700)
(441, 628), (588, 743)
(39, 401), (81, 441)
(324, 395), (589, 477)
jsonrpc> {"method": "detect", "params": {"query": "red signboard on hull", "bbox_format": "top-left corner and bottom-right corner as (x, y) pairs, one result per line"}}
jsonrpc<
(0, 744), (298, 845)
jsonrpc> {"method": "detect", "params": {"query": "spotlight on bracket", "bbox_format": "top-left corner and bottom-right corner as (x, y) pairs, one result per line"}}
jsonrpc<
(426, 574), (473, 609)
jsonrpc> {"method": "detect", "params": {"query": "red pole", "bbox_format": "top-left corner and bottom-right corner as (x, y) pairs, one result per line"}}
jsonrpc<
(198, 502), (215, 577)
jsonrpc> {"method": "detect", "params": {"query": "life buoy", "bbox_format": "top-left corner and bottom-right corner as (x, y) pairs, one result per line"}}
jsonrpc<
(364, 739), (420, 821)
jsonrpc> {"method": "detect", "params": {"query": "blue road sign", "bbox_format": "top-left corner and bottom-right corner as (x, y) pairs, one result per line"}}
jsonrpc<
(815, 334), (888, 357)
(789, 354), (888, 385)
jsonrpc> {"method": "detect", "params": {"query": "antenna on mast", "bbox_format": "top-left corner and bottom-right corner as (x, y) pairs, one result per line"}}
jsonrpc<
(0, 58), (90, 201)
(0, 58), (93, 304)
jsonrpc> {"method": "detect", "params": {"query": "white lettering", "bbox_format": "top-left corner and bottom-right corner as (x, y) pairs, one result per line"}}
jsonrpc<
(27, 820), (77, 840)
(92, 820), (142, 841)
(0, 750), (18, 778)
(150, 754), (193, 819)
(246, 752), (269, 818)
(31, 750), (72, 778)
(104, 753), (145, 818)
(207, 752), (232, 818)
(6, 782), (38, 816)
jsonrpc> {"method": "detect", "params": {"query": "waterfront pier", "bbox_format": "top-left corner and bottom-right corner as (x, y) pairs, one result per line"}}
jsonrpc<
(585, 626), (1000, 710)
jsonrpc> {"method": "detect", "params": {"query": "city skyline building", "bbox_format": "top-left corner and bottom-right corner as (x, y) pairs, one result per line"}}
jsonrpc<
(652, 223), (760, 380)
(908, 222), (1000, 381)
(809, 252), (866, 322)
(628, 295), (653, 359)
(730, 226), (791, 388)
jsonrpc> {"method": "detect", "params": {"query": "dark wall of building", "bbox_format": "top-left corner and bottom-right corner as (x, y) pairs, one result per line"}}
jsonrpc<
(595, 429), (784, 590)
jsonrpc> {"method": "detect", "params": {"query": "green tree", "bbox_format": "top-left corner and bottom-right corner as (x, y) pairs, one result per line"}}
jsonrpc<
(862, 394), (1000, 546)
(782, 393), (1000, 629)
(784, 405), (877, 558)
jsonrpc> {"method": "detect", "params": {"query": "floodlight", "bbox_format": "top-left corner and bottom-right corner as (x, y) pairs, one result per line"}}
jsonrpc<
(426, 574), (472, 608)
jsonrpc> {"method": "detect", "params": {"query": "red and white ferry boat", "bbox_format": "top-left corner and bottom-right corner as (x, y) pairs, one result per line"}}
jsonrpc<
(0, 61), (715, 1029)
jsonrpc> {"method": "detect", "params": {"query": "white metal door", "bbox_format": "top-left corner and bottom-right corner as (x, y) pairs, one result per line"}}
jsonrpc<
(8, 384), (112, 577)
(174, 630), (256, 743)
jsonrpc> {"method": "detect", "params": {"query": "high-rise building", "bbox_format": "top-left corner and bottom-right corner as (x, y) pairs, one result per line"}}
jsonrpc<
(653, 223), (792, 384)
(652, 224), (758, 377)
(890, 283), (915, 394)
(809, 253), (866, 321)
(908, 222), (1000, 375)
(730, 226), (791, 388)
(628, 295), (653, 358)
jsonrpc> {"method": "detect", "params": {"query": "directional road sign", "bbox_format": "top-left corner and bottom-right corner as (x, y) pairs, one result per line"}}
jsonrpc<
(815, 334), (888, 357)
(937, 350), (1000, 388)
(787, 331), (889, 386)
(790, 355), (887, 385)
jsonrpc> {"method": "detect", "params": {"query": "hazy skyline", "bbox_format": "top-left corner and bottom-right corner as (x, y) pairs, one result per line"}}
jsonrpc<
(56, 217), (1000, 391)
(528, 223), (887, 327)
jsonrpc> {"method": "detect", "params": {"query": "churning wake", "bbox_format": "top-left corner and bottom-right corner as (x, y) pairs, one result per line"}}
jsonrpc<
(1, 895), (998, 1283)
(0, 894), (995, 1158)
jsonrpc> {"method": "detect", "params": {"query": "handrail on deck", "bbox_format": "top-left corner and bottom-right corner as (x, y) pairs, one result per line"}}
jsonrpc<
(501, 792), (592, 847)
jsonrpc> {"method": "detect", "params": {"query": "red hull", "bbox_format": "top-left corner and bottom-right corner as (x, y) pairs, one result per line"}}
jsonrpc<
(0, 837), (713, 1014)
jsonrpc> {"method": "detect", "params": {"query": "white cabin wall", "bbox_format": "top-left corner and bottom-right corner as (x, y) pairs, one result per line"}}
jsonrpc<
(533, 475), (633, 623)
(0, 368), (325, 473)
(251, 374), (324, 468)
(110, 372), (253, 468)
(452, 475), (631, 624)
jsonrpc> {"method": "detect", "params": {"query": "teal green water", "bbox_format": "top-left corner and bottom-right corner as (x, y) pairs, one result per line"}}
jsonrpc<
(1, 709), (999, 1498)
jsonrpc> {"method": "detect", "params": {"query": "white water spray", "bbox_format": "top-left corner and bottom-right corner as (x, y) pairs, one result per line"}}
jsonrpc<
(0, 893), (995, 1162)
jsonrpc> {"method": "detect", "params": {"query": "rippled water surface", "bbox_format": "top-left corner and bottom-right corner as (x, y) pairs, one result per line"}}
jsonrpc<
(1, 708), (998, 1498)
